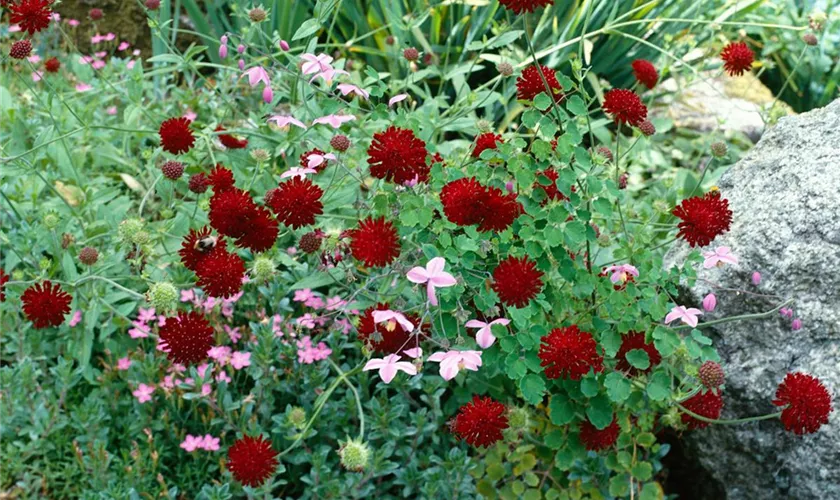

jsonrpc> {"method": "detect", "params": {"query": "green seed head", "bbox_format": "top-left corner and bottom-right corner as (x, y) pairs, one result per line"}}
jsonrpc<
(118, 218), (145, 243)
(251, 255), (276, 282)
(338, 438), (370, 472)
(147, 282), (178, 313)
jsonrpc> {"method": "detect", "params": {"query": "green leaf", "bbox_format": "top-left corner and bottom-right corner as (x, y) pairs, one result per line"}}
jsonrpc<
(646, 372), (670, 401)
(544, 429), (565, 449)
(640, 482), (664, 500)
(609, 475), (631, 497)
(486, 462), (505, 481)
(631, 462), (653, 481)
(61, 252), (78, 282)
(533, 92), (553, 112)
(520, 374), (546, 405)
(585, 394), (613, 430)
(580, 376), (599, 397)
(605, 372), (631, 402)
(636, 432), (656, 447)
(625, 349), (651, 370)
(521, 109), (541, 129)
(566, 95), (587, 115)
(548, 394), (576, 425)
(292, 19), (321, 40)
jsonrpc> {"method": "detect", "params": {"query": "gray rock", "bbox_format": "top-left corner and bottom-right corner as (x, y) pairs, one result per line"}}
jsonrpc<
(664, 99), (840, 499)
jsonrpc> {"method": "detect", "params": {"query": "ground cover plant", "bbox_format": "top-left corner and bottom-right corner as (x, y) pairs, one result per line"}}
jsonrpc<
(0, 0), (835, 498)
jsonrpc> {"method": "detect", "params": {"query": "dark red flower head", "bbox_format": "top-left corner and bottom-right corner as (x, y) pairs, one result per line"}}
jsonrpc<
(773, 372), (833, 435)
(367, 126), (430, 184)
(188, 173), (209, 194)
(21, 281), (71, 329)
(208, 188), (258, 238)
(615, 331), (661, 376)
(9, 0), (53, 35)
(208, 164), (236, 192)
(159, 117), (195, 154)
(234, 207), (278, 253)
(533, 168), (567, 204)
(357, 303), (421, 354)
(492, 256), (543, 308)
(44, 56), (60, 73)
(631, 59), (659, 89)
(179, 226), (227, 271)
(349, 216), (401, 267)
(10, 39), (32, 59)
(195, 249), (246, 298)
(158, 311), (214, 365)
(681, 390), (723, 429)
(215, 126), (248, 149)
(477, 187), (523, 233)
(539, 325), (603, 380)
(603, 89), (647, 126)
(300, 148), (329, 172)
(472, 133), (503, 158)
(266, 177), (323, 229)
(516, 64), (564, 103)
(579, 417), (620, 451)
(672, 191), (733, 247)
(451, 395), (509, 447)
(0, 269), (8, 302)
(498, 0), (554, 13)
(227, 435), (278, 487)
(440, 177), (522, 232)
(721, 42), (754, 77)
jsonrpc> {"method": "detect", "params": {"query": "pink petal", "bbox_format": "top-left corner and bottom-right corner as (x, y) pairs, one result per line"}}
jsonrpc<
(439, 359), (460, 380)
(395, 362), (417, 376)
(403, 347), (422, 359)
(475, 328), (496, 349)
(426, 283), (438, 306)
(363, 358), (386, 370)
(427, 257), (446, 275)
(428, 352), (447, 362)
(406, 267), (429, 284)
(429, 273), (456, 287)
(490, 318), (511, 327)
(379, 364), (398, 383)
(465, 320), (487, 329)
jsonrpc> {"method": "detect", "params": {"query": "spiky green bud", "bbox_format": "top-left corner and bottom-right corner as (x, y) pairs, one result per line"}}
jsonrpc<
(146, 282), (178, 313)
(338, 438), (370, 472)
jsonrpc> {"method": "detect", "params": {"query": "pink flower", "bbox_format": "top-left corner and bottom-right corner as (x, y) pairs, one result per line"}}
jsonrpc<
(69, 310), (82, 327)
(200, 383), (212, 396)
(406, 257), (457, 306)
(363, 354), (417, 384)
(28, 55), (41, 63)
(326, 296), (346, 311)
(371, 310), (415, 332)
(702, 293), (717, 312)
(779, 307), (794, 319)
(237, 44), (246, 54)
(126, 60), (136, 70)
(68, 19), (80, 27)
(263, 86), (273, 104)
(118, 41), (130, 51)
(603, 264), (639, 284)
(427, 350), (482, 380)
(296, 336), (332, 363)
(296, 314), (317, 329)
(92, 60), (106, 70)
(8, 24), (21, 33)
(294, 289), (314, 302)
(751, 272), (762, 285)
(791, 318), (802, 331)
(132, 384), (155, 403)
(304, 296), (325, 309)
(219, 43), (228, 59)
(267, 115), (307, 129)
(31, 71), (43, 82)
(138, 308), (157, 323)
(105, 33), (116, 41)
(280, 167), (318, 180)
(180, 434), (203, 452)
(702, 247), (738, 268)
(91, 34), (104, 44)
(197, 363), (210, 379)
(106, 106), (117, 115)
(128, 322), (150, 339)
(75, 83), (93, 92)
(117, 357), (132, 370)
(183, 110), (197, 122)
(224, 325), (241, 343)
(242, 66), (271, 88)
(216, 371), (231, 383)
(337, 83), (369, 100)
(304, 152), (336, 170)
(465, 318), (511, 349)
(665, 305), (703, 328)
(334, 318), (352, 334)
(200, 434), (220, 451)
(300, 53), (334, 75)
(388, 94), (408, 107)
(403, 347), (423, 359)
(312, 114), (356, 129)
(279, 40), (290, 51)
(230, 351), (251, 370)
(208, 346), (232, 364)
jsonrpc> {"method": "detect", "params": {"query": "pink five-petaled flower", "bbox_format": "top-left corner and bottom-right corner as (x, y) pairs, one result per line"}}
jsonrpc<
(242, 65), (270, 88)
(267, 115), (307, 130)
(465, 318), (511, 349)
(389, 94), (408, 107)
(371, 309), (414, 332)
(665, 305), (704, 328)
(362, 354), (417, 384)
(703, 247), (738, 269)
(603, 264), (639, 284)
(200, 434), (220, 451)
(133, 383), (155, 403)
(280, 167), (317, 180)
(312, 114), (356, 129)
(427, 350), (482, 381)
(117, 357), (132, 370)
(406, 257), (457, 306)
(230, 351), (251, 370)
(337, 83), (369, 100)
(300, 53), (334, 75)
(180, 434), (203, 452)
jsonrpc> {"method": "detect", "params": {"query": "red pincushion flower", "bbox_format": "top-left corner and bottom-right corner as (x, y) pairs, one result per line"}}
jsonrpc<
(477, 187), (523, 232)
(539, 325), (603, 380)
(681, 390), (724, 429)
(266, 177), (323, 229)
(451, 395), (509, 447)
(579, 417), (620, 451)
(672, 191), (733, 247)
(227, 435), (278, 487)
(209, 188), (258, 238)
(631, 59), (659, 89)
(44, 56), (60, 73)
(349, 217), (401, 267)
(533, 168), (568, 204)
(367, 126), (430, 184)
(441, 177), (485, 227)
(603, 89), (647, 126)
(300, 148), (329, 172)
(472, 133), (503, 158)
(189, 173), (209, 193)
(158, 117), (195, 154)
(498, 0), (553, 14)
(0, 269), (8, 302)
(516, 64), (564, 103)
(179, 226), (227, 271)
(215, 126), (248, 149)
(773, 372), (833, 435)
(158, 311), (214, 365)
(208, 164), (236, 192)
(21, 280), (71, 329)
(721, 42), (754, 77)
(195, 249), (246, 298)
(9, 0), (53, 35)
(357, 303), (421, 354)
(492, 256), (544, 308)
(614, 331), (661, 376)
(235, 208), (278, 253)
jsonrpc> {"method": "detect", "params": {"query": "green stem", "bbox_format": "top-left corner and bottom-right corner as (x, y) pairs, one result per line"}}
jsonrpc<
(139, 174), (163, 218)
(678, 404), (782, 425)
(327, 358), (365, 440)
(674, 298), (794, 331)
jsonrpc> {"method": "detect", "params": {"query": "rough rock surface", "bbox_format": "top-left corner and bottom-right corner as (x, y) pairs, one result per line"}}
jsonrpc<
(665, 99), (840, 499)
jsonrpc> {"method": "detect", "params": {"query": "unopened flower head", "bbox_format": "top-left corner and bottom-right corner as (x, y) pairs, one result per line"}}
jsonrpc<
(147, 282), (178, 313)
(118, 218), (145, 243)
(338, 438), (370, 472)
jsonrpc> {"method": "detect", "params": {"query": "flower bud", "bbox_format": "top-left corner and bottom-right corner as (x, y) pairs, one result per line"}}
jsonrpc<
(403, 47), (419, 61)
(288, 407), (306, 428)
(507, 407), (530, 431)
(751, 271), (761, 285)
(237, 44), (246, 54)
(710, 141), (728, 158)
(39, 257), (51, 271)
(263, 86), (273, 104)
(79, 247), (99, 266)
(238, 59), (245, 71)
(802, 33), (818, 46)
(251, 255), (276, 282)
(248, 7), (267, 23)
(279, 40), (290, 51)
(219, 44), (228, 59)
(338, 438), (370, 472)
(43, 212), (60, 230)
(496, 61), (514, 77)
(146, 282), (178, 313)
(702, 293), (716, 312)
(118, 218), (145, 243)
(145, 0), (161, 9)
(791, 318), (802, 331)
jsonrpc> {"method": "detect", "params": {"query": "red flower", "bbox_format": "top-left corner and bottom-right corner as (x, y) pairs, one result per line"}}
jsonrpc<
(516, 64), (564, 103)
(158, 117), (195, 155)
(44, 56), (60, 73)
(179, 226), (227, 271)
(492, 256), (543, 308)
(539, 325), (603, 380)
(721, 42), (754, 77)
(0, 269), (8, 302)
(773, 372), (833, 435)
(10, 39), (32, 59)
(188, 173), (209, 193)
(215, 126), (248, 149)
(672, 191), (733, 247)
(208, 164), (236, 192)
(208, 188), (258, 238)
(603, 89), (647, 126)
(533, 168), (567, 204)
(9, 0), (53, 35)
(357, 303), (421, 354)
(680, 390), (723, 429)
(472, 133), (503, 158)
(441, 177), (485, 227)
(631, 59), (658, 89)
(451, 395), (509, 447)
(579, 417), (620, 451)
(614, 331), (661, 376)
(367, 126), (430, 184)
(300, 148), (329, 172)
(227, 435), (278, 487)
(195, 249), (245, 298)
(266, 177), (323, 229)
(158, 311), (214, 365)
(349, 217), (401, 267)
(498, 0), (554, 15)
(234, 207), (278, 253)
(21, 280), (71, 329)
(477, 187), (523, 232)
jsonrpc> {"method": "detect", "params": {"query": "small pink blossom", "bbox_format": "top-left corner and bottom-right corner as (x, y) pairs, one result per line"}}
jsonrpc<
(31, 71), (42, 82)
(128, 322), (150, 339)
(389, 94), (408, 106)
(230, 351), (251, 370)
(224, 325), (241, 343)
(779, 307), (794, 319)
(664, 305), (703, 328)
(118, 41), (130, 51)
(263, 86), (273, 103)
(180, 434), (203, 452)
(403, 347), (423, 359)
(132, 384), (155, 403)
(326, 296), (346, 311)
(337, 83), (369, 100)
(69, 310), (82, 327)
(92, 60), (106, 70)
(197, 363), (210, 379)
(216, 371), (231, 383)
(702, 293), (717, 312)
(200, 383), (212, 396)
(312, 114), (356, 129)
(50, 13), (60, 21)
(68, 19), (80, 27)
(75, 83), (93, 92)
(242, 66), (271, 88)
(363, 354), (417, 384)
(305, 296), (325, 309)
(300, 53), (334, 75)
(334, 318), (352, 334)
(200, 434), (220, 451)
(105, 33), (116, 41)
(279, 40), (290, 51)
(183, 110), (197, 122)
(208, 346), (232, 364)
(791, 318), (802, 331)
(465, 318), (510, 349)
(371, 310), (414, 332)
(78, 55), (94, 65)
(702, 247), (738, 268)
(296, 336), (332, 363)
(28, 55), (41, 63)
(294, 289), (314, 302)
(94, 51), (107, 58)
(406, 257), (457, 306)
(219, 43), (228, 59)
(280, 167), (317, 180)
(751, 272), (762, 285)
(117, 357), (132, 370)
(8, 24), (21, 33)
(427, 350), (482, 380)
(267, 115), (307, 130)
(296, 314), (317, 329)
(138, 308), (157, 323)
(91, 34), (104, 44)
(237, 44), (246, 54)
(106, 106), (117, 115)
(126, 60), (136, 70)
(603, 264), (639, 284)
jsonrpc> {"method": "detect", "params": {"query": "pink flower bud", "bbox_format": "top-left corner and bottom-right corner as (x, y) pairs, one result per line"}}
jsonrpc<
(238, 59), (245, 71)
(279, 40), (290, 51)
(219, 44), (228, 59)
(702, 293), (716, 312)
(237, 44), (246, 54)
(220, 35), (228, 45)
(751, 272), (761, 285)
(779, 307), (793, 319)
(262, 86), (273, 104)
(505, 181), (514, 193)
(791, 318), (802, 331)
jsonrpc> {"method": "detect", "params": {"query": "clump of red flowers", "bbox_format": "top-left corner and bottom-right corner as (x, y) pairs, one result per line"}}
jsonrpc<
(491, 256), (544, 308)
(579, 417), (620, 451)
(21, 281), (71, 329)
(516, 64), (564, 103)
(539, 325), (603, 380)
(158, 311), (214, 365)
(450, 395), (509, 447)
(472, 133), (503, 158)
(681, 390), (724, 429)
(234, 207), (278, 253)
(215, 126), (248, 149)
(603, 89), (647, 126)
(188, 173), (209, 193)
(672, 191), (733, 247)
(349, 217), (401, 267)
(631, 59), (659, 89)
(720, 42), (755, 77)
(209, 188), (259, 238)
(357, 303), (421, 353)
(9, 0), (53, 35)
(159, 117), (195, 154)
(227, 435), (278, 487)
(440, 177), (523, 232)
(367, 126), (429, 184)
(614, 331), (661, 376)
(773, 372), (833, 435)
(266, 178), (323, 229)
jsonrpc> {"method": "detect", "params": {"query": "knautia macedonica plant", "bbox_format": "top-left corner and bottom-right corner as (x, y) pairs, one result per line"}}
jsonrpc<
(0, 0), (833, 498)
